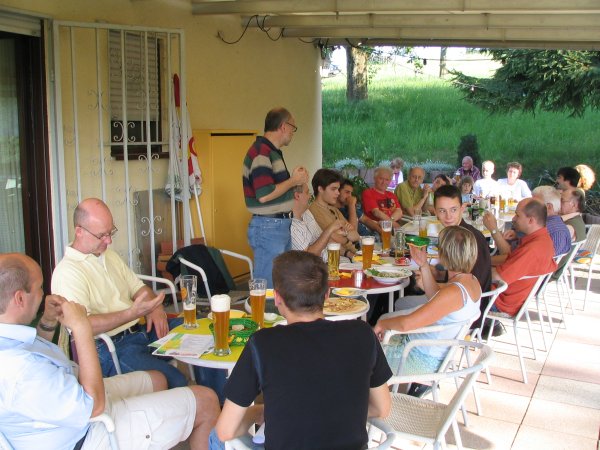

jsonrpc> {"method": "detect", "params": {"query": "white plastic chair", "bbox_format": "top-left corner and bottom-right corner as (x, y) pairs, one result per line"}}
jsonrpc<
(478, 272), (553, 383)
(471, 280), (507, 385)
(0, 413), (119, 450)
(371, 340), (494, 450)
(570, 224), (600, 310)
(178, 248), (253, 305)
(89, 413), (120, 450)
(136, 273), (179, 312)
(223, 419), (397, 449)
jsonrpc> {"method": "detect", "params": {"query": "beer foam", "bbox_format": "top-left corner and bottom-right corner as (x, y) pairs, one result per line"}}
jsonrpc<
(361, 236), (375, 245)
(250, 289), (265, 296)
(382, 226), (392, 232)
(327, 242), (341, 250)
(210, 294), (230, 312)
(183, 302), (196, 311)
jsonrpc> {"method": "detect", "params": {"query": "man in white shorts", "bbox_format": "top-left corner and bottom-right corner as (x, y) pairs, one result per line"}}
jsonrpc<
(0, 253), (219, 450)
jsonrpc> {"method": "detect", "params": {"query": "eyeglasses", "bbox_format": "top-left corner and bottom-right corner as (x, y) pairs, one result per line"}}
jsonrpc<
(79, 224), (118, 240)
(286, 122), (298, 133)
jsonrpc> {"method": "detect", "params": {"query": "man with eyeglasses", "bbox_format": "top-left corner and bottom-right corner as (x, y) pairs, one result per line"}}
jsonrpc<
(242, 107), (309, 288)
(51, 198), (193, 389)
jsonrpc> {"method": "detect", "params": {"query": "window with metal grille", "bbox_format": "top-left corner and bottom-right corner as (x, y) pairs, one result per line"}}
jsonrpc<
(109, 30), (165, 159)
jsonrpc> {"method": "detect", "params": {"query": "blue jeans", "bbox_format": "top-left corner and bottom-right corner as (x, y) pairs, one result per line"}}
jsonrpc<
(97, 317), (227, 395)
(247, 216), (291, 288)
(209, 429), (264, 450)
(96, 318), (188, 388)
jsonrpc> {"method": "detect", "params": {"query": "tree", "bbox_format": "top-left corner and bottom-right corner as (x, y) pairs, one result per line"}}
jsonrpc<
(451, 50), (600, 117)
(333, 45), (420, 102)
(346, 46), (369, 101)
(456, 134), (482, 169)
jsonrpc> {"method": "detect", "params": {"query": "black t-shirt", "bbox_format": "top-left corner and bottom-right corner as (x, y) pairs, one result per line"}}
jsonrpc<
(224, 319), (392, 450)
(460, 219), (492, 292)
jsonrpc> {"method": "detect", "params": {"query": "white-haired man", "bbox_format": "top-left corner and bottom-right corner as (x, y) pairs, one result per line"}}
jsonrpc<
(473, 160), (500, 198)
(532, 185), (572, 256)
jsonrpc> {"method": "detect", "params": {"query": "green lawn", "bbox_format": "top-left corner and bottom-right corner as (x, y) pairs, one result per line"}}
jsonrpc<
(322, 72), (600, 187)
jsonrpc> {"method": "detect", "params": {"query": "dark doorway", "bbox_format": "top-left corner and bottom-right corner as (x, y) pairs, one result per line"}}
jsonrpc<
(0, 29), (54, 292)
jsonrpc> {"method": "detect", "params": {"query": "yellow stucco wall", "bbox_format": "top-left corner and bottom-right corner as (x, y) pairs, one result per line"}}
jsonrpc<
(2, 1), (322, 266)
(8, 0), (322, 171)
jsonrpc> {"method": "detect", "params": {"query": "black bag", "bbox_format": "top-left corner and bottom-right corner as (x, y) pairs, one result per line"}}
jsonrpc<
(166, 244), (230, 297)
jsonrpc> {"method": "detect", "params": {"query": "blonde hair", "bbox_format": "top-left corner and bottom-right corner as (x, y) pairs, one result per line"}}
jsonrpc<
(575, 164), (596, 191)
(438, 226), (478, 273)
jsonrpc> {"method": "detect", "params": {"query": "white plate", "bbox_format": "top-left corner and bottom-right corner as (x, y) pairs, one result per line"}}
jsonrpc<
(207, 309), (245, 320)
(331, 287), (368, 298)
(264, 313), (284, 324)
(355, 249), (383, 256)
(365, 267), (412, 284)
(323, 298), (369, 316)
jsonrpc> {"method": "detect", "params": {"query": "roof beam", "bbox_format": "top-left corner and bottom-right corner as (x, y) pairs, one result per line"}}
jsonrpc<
(280, 26), (600, 43)
(193, 0), (600, 15)
(318, 38), (600, 50)
(245, 13), (600, 29)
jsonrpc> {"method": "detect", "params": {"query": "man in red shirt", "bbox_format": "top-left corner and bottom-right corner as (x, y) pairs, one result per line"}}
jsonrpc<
(361, 167), (403, 227)
(484, 198), (557, 316)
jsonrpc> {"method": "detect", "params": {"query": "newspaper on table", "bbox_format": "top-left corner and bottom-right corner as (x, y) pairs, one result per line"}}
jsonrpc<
(150, 332), (214, 358)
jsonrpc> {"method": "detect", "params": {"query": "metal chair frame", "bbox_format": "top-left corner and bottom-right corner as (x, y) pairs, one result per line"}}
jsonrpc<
(477, 273), (553, 384)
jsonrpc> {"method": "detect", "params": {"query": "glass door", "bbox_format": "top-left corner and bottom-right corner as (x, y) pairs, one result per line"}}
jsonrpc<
(0, 36), (25, 252)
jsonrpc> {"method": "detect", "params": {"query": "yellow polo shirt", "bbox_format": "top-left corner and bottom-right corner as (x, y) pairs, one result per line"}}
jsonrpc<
(51, 246), (144, 336)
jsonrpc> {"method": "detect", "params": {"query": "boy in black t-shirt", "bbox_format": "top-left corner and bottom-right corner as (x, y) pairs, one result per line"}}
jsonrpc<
(211, 250), (392, 450)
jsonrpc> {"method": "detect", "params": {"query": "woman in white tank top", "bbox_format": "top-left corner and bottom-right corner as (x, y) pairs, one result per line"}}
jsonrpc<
(374, 226), (482, 375)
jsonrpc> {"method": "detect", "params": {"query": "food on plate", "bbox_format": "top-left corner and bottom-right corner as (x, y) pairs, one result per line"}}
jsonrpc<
(323, 297), (367, 315)
(365, 268), (412, 279)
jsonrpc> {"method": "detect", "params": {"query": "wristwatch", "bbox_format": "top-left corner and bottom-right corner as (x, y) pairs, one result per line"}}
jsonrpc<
(491, 229), (499, 235)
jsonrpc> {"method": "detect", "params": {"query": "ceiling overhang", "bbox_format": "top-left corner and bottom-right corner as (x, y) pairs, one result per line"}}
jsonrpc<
(192, 0), (600, 50)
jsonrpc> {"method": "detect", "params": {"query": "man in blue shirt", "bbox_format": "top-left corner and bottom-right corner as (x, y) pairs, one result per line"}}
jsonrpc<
(0, 253), (219, 450)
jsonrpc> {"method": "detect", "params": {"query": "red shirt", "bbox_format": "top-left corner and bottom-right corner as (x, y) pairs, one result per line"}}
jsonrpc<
(361, 188), (401, 220)
(496, 227), (557, 316)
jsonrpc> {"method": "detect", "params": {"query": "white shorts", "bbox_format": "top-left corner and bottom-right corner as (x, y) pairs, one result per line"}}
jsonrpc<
(82, 372), (196, 450)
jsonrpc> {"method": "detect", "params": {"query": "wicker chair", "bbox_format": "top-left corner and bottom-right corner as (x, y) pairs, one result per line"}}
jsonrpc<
(371, 340), (494, 450)
(223, 419), (397, 449)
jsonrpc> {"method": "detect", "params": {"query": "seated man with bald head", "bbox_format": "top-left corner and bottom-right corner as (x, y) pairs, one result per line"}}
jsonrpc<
(51, 198), (194, 389)
(0, 253), (219, 450)
(395, 166), (430, 217)
(483, 198), (557, 316)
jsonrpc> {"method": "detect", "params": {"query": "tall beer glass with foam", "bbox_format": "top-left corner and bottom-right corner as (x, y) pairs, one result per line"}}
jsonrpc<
(210, 294), (231, 356)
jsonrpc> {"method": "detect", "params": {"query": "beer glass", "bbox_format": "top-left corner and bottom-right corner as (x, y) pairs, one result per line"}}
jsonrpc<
(393, 229), (405, 257)
(361, 236), (375, 270)
(180, 275), (198, 329)
(379, 221), (392, 254)
(210, 294), (231, 356)
(327, 242), (341, 280)
(249, 278), (267, 328)
(418, 218), (428, 238)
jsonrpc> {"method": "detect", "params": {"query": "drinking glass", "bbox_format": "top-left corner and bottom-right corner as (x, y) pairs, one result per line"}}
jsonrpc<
(327, 242), (341, 280)
(249, 278), (267, 328)
(379, 221), (392, 254)
(210, 294), (231, 356)
(180, 275), (198, 329)
(361, 236), (375, 270)
(393, 229), (405, 257)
